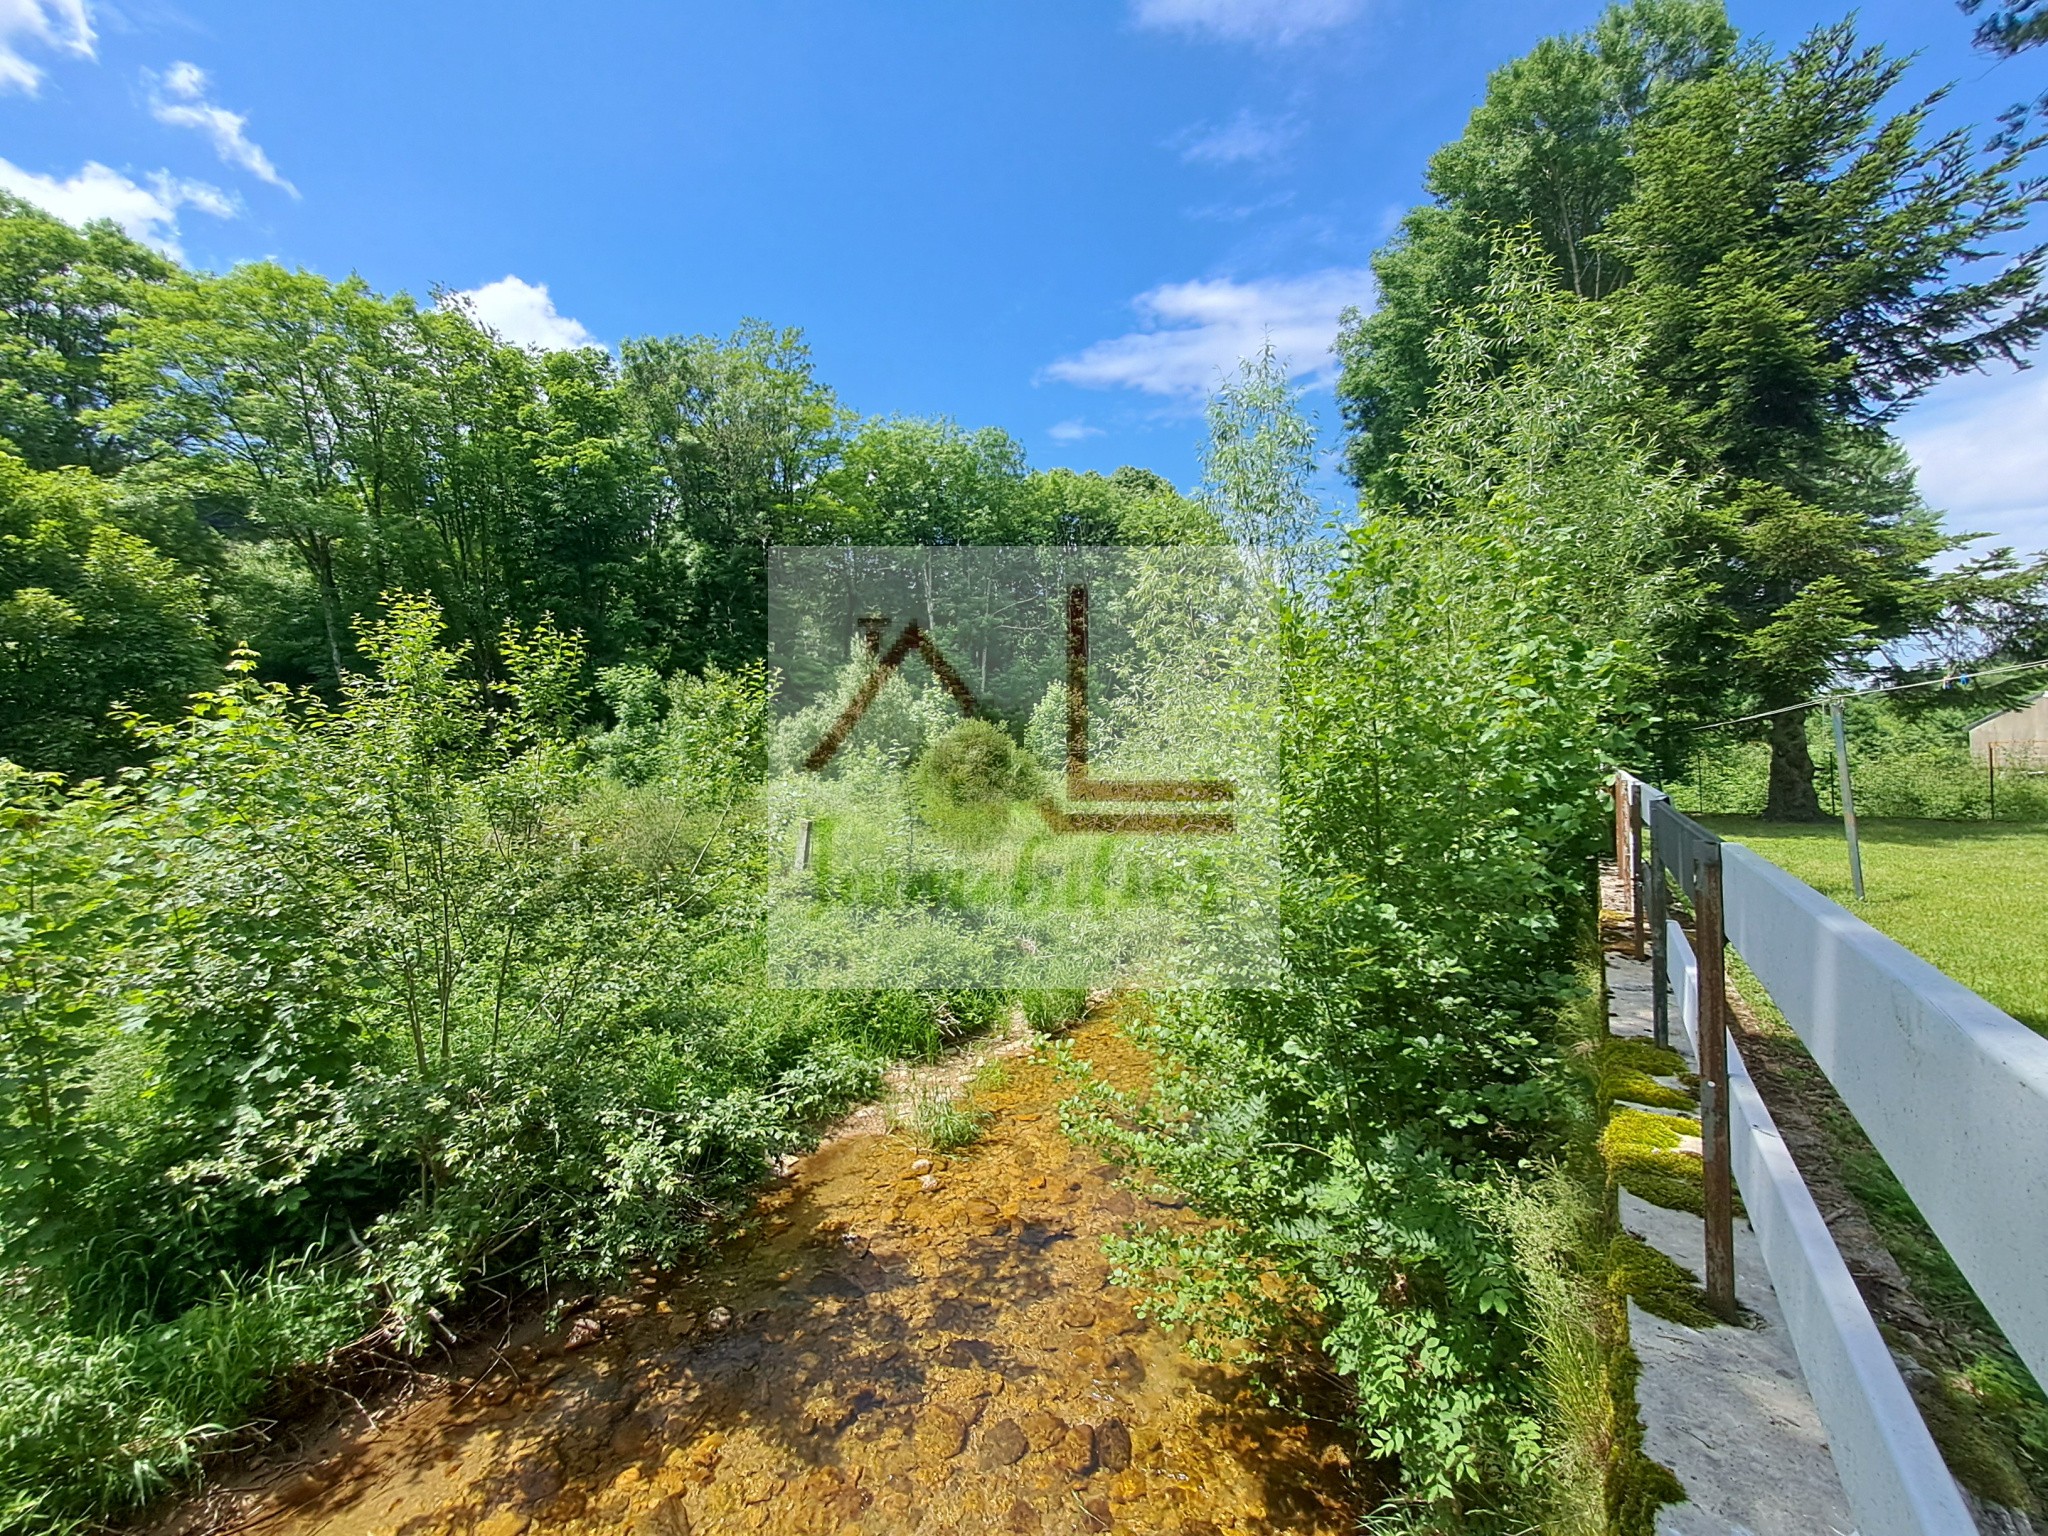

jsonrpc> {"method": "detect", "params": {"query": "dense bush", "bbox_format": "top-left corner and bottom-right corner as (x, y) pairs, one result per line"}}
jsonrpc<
(1062, 256), (1672, 1527)
(0, 596), (1001, 1532)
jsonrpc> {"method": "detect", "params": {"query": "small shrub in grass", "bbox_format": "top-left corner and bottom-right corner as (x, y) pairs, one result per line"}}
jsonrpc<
(895, 1091), (988, 1152)
(911, 720), (1042, 848)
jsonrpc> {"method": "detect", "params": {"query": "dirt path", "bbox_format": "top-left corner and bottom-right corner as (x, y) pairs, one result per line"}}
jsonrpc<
(164, 1009), (1358, 1536)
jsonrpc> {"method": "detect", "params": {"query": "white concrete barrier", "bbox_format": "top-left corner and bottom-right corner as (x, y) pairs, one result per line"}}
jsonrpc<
(1719, 844), (2048, 1386)
(1669, 924), (1977, 1536)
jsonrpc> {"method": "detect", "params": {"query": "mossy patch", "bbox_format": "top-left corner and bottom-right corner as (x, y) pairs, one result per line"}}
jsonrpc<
(1608, 1231), (1719, 1329)
(1600, 1108), (1705, 1216)
(1589, 1038), (1696, 1112)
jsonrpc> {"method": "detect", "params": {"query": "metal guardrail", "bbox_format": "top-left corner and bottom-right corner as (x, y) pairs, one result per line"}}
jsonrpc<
(1609, 771), (2041, 1536)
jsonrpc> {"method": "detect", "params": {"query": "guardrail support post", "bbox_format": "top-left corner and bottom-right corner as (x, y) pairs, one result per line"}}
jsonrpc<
(1627, 783), (1646, 960)
(1696, 846), (1738, 1321)
(1650, 814), (1670, 1050)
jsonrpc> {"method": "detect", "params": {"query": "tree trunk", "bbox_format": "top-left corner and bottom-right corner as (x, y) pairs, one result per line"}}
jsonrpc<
(1763, 710), (1823, 820)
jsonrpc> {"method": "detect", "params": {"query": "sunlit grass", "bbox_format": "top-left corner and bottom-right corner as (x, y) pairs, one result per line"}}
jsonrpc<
(894, 1090), (988, 1152)
(1708, 817), (2048, 1036)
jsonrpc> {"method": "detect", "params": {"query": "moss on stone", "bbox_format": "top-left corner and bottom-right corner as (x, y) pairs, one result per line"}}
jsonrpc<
(1590, 1038), (1696, 1112)
(1608, 1231), (1720, 1330)
(1600, 1108), (1705, 1216)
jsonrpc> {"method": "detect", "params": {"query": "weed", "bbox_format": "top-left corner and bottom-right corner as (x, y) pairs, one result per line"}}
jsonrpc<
(895, 1091), (989, 1152)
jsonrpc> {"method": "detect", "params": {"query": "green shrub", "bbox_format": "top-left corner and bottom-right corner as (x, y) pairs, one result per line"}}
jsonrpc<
(0, 596), (988, 1530)
(911, 719), (1042, 848)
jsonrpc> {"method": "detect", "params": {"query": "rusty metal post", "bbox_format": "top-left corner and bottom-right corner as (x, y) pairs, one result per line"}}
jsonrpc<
(1613, 774), (1630, 888)
(1626, 782), (1646, 960)
(1695, 846), (1737, 1321)
(1649, 807), (1670, 1050)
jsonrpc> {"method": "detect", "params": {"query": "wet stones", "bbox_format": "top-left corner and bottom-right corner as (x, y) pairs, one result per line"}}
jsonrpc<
(802, 1268), (864, 1300)
(940, 1336), (999, 1370)
(493, 1456), (563, 1511)
(979, 1417), (1030, 1468)
(1097, 1419), (1133, 1473)
(626, 1494), (691, 1536)
(1019, 1409), (1065, 1451)
(912, 1402), (978, 1459)
(1103, 1346), (1145, 1385)
(1050, 1423), (1098, 1477)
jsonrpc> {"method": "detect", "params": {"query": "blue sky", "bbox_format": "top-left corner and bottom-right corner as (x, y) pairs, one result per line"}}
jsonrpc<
(1, 0), (2043, 554)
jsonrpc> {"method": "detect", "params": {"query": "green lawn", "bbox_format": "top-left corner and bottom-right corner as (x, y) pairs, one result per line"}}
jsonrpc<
(1705, 818), (2048, 1036)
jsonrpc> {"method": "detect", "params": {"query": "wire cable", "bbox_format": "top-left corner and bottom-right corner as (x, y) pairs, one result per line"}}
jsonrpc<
(1692, 657), (2048, 732)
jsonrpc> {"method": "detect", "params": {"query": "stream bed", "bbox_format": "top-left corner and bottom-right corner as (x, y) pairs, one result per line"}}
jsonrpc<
(163, 1010), (1360, 1536)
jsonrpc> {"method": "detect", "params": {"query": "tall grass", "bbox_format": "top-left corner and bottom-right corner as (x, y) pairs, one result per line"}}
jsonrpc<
(0, 1266), (362, 1533)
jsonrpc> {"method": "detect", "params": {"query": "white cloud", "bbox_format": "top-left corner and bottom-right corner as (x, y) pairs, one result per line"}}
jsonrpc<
(1048, 419), (1105, 444)
(1132, 0), (1364, 45)
(444, 275), (598, 351)
(147, 60), (297, 196)
(0, 155), (233, 258)
(1901, 367), (2048, 558)
(0, 0), (93, 95)
(1173, 109), (1300, 167)
(1043, 268), (1374, 402)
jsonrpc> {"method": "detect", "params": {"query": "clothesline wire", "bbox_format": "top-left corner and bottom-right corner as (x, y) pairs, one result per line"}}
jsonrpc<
(1692, 657), (2048, 732)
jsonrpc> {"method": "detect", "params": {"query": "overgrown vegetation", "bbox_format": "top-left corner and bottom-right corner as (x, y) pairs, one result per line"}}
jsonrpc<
(0, 603), (1059, 1531)
(5, 0), (2046, 1527)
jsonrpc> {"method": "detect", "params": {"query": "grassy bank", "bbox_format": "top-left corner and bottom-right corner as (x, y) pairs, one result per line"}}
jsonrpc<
(1707, 818), (2048, 1035)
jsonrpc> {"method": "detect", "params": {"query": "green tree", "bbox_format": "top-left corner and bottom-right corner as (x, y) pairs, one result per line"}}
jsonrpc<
(1201, 343), (1331, 596)
(1336, 0), (1735, 501)
(0, 197), (173, 474)
(0, 452), (214, 772)
(1961, 0), (2048, 56)
(812, 416), (1035, 545)
(619, 322), (847, 669)
(1600, 23), (2048, 812)
(102, 265), (434, 683)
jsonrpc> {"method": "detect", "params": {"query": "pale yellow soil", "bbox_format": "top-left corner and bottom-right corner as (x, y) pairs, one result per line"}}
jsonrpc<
(158, 1009), (1359, 1536)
